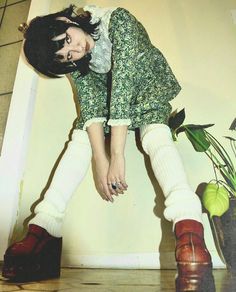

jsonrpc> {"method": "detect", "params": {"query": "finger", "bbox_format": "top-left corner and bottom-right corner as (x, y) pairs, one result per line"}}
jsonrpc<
(100, 193), (108, 201)
(116, 188), (124, 194)
(112, 191), (120, 196)
(112, 180), (123, 194)
(107, 176), (120, 195)
(101, 183), (114, 202)
(120, 179), (128, 189)
(114, 182), (124, 194)
(99, 184), (109, 201)
(107, 182), (119, 196)
(103, 183), (114, 202)
(110, 183), (124, 195)
(112, 183), (120, 195)
(116, 178), (128, 191)
(116, 182), (125, 192)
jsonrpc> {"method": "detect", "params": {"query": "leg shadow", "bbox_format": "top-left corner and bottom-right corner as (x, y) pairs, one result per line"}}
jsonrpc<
(10, 123), (77, 244)
(135, 129), (176, 270)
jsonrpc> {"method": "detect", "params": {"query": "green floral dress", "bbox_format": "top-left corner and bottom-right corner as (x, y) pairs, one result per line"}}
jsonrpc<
(70, 7), (181, 134)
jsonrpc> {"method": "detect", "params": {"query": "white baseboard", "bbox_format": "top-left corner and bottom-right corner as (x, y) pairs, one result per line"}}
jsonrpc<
(61, 250), (225, 269)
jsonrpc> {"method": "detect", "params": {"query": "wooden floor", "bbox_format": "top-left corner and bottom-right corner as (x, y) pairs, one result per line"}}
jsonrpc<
(0, 268), (234, 291)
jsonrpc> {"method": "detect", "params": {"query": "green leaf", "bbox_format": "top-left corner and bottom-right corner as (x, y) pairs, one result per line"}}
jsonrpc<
(176, 123), (214, 135)
(229, 118), (236, 130)
(185, 127), (211, 152)
(168, 108), (186, 131)
(203, 183), (229, 217)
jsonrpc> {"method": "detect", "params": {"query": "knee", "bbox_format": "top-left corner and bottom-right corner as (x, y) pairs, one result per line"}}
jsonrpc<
(140, 124), (173, 153)
(72, 129), (90, 145)
(67, 129), (92, 156)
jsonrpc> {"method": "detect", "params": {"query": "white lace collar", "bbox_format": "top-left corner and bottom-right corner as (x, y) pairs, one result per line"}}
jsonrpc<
(84, 5), (116, 74)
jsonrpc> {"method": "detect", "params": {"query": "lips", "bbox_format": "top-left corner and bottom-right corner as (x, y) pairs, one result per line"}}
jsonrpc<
(85, 41), (90, 52)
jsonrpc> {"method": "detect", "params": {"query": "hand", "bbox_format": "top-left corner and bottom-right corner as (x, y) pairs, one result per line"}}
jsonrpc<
(107, 153), (128, 194)
(93, 155), (117, 202)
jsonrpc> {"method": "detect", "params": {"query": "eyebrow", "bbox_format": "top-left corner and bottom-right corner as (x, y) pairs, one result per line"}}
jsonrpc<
(52, 32), (66, 41)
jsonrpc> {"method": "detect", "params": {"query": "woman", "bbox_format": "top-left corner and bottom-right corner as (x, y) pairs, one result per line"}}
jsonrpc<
(3, 4), (212, 290)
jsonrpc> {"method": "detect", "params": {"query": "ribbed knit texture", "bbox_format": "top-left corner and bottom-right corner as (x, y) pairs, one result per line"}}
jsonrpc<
(140, 124), (203, 225)
(30, 129), (92, 237)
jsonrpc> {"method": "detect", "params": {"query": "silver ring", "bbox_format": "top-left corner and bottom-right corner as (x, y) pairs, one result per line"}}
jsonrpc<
(111, 183), (117, 190)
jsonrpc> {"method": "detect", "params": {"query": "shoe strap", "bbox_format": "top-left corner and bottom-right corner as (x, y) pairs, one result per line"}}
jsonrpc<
(27, 231), (43, 240)
(177, 232), (204, 242)
(26, 227), (51, 254)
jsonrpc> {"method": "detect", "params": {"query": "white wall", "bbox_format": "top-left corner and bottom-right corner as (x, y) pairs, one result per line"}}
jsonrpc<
(0, 0), (51, 260)
(6, 0), (236, 268)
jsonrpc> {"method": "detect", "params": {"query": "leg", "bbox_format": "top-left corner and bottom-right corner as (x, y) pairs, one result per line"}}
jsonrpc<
(140, 124), (212, 291)
(2, 129), (92, 281)
(30, 129), (92, 237)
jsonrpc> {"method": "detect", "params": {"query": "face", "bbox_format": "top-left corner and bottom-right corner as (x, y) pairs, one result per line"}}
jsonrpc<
(53, 23), (95, 64)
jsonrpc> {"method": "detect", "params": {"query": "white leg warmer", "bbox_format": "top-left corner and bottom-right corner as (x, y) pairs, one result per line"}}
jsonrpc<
(29, 129), (92, 237)
(140, 124), (203, 225)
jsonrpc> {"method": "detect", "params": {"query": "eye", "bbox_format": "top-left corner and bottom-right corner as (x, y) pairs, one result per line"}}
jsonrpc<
(67, 51), (72, 61)
(65, 33), (71, 44)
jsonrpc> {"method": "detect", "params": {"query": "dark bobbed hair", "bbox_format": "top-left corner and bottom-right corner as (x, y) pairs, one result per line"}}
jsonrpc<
(23, 5), (100, 78)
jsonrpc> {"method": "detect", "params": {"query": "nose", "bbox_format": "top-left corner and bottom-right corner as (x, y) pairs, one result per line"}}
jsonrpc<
(78, 45), (85, 53)
(70, 43), (85, 53)
(70, 46), (85, 55)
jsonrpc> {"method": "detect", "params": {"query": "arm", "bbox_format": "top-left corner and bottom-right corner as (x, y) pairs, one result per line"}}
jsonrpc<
(110, 125), (128, 156)
(87, 122), (106, 159)
(107, 125), (128, 191)
(107, 9), (138, 125)
(70, 71), (124, 201)
(105, 10), (139, 190)
(87, 122), (115, 202)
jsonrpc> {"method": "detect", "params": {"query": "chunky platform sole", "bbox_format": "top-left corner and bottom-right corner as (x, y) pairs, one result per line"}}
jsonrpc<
(2, 238), (62, 282)
(176, 262), (214, 291)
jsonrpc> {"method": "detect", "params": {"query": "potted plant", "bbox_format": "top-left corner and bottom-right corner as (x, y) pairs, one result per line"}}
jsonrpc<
(169, 109), (236, 269)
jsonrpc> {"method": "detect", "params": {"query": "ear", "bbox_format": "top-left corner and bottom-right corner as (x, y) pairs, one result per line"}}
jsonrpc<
(56, 16), (72, 23)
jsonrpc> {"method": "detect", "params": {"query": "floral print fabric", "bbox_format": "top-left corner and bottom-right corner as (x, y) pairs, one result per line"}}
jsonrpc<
(71, 7), (181, 134)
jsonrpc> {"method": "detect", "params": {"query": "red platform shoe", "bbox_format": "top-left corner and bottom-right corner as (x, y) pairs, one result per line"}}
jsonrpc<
(2, 224), (62, 282)
(175, 220), (214, 291)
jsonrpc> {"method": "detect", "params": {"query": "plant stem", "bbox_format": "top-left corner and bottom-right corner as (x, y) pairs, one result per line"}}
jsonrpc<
(184, 128), (236, 192)
(206, 131), (235, 173)
(231, 140), (236, 159)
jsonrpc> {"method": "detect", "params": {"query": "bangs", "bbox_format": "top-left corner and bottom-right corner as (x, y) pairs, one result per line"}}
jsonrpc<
(51, 36), (66, 62)
(47, 20), (70, 59)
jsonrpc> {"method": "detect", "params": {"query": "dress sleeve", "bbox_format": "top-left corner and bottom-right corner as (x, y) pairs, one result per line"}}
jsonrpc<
(108, 9), (139, 126)
(71, 70), (108, 130)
